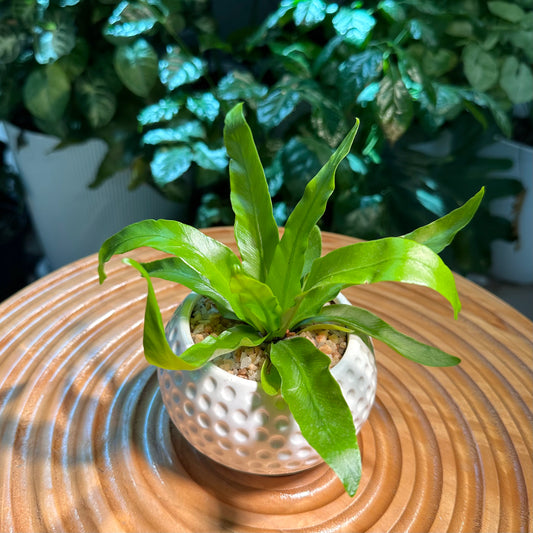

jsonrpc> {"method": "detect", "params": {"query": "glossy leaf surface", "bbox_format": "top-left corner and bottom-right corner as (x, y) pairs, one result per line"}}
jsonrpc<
(138, 98), (181, 125)
(23, 64), (70, 122)
(150, 147), (193, 186)
(159, 47), (205, 90)
(225, 103), (279, 281)
(266, 119), (359, 309)
(229, 274), (282, 336)
(75, 76), (116, 129)
(114, 38), (158, 97)
(303, 304), (461, 366)
(270, 337), (361, 496)
(304, 237), (461, 318)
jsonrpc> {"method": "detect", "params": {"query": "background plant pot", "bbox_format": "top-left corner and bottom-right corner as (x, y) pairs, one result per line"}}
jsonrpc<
(484, 139), (533, 284)
(157, 292), (377, 476)
(1, 123), (182, 270)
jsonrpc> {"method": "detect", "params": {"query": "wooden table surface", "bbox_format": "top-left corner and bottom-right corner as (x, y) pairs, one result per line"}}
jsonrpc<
(1, 228), (532, 533)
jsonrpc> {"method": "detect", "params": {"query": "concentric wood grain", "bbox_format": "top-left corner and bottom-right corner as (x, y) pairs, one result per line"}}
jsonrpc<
(0, 228), (531, 532)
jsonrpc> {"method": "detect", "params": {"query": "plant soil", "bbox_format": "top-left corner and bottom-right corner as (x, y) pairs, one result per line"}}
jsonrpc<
(190, 297), (347, 381)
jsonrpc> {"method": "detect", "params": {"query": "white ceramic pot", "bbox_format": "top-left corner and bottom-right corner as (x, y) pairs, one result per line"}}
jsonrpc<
(158, 292), (377, 476)
(1, 122), (181, 270)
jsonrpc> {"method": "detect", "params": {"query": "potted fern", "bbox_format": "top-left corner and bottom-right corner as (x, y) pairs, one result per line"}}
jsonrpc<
(98, 104), (484, 496)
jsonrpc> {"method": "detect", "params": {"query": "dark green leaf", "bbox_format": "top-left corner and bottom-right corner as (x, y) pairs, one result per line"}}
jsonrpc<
(90, 139), (128, 188)
(0, 25), (23, 63)
(508, 31), (533, 62)
(34, 12), (76, 64)
(270, 337), (361, 496)
(150, 146), (193, 186)
(186, 93), (220, 122)
(302, 304), (460, 366)
(488, 1), (525, 22)
(191, 142), (227, 171)
(269, 42), (312, 77)
(23, 64), (70, 122)
(462, 44), (499, 92)
(312, 35), (343, 76)
(445, 19), (474, 38)
(224, 103), (279, 281)
(500, 56), (533, 104)
(304, 237), (461, 318)
(138, 98), (181, 126)
(159, 47), (205, 90)
(56, 38), (89, 79)
(310, 98), (347, 146)
(278, 137), (321, 198)
(229, 274), (282, 335)
(422, 49), (458, 78)
(195, 192), (234, 228)
(402, 188), (484, 253)
(256, 82), (302, 128)
(217, 71), (268, 102)
(356, 82), (380, 104)
(114, 38), (158, 97)
(104, 1), (158, 41)
(266, 119), (359, 309)
(338, 50), (383, 105)
(378, 0), (406, 22)
(397, 53), (426, 101)
(332, 8), (376, 47)
(422, 84), (463, 120)
(142, 121), (205, 145)
(408, 18), (438, 46)
(456, 89), (512, 137)
(376, 72), (413, 143)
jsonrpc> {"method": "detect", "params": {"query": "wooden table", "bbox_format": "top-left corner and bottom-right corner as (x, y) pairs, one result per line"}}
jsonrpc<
(1, 228), (531, 532)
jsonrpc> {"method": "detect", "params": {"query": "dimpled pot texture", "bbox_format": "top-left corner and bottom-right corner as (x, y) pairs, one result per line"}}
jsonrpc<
(157, 292), (377, 476)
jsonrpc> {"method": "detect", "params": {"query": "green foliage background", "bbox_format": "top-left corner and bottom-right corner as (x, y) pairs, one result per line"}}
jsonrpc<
(1, 0), (530, 274)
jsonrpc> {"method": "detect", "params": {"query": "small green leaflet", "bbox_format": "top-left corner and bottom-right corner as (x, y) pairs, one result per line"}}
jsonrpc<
(97, 218), (242, 313)
(304, 237), (461, 318)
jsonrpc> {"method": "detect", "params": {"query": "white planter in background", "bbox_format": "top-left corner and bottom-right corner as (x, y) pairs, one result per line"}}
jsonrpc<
(485, 139), (533, 284)
(2, 123), (181, 270)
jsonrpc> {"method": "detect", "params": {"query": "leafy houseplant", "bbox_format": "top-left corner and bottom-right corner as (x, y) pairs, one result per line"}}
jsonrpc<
(100, 0), (524, 275)
(98, 104), (484, 496)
